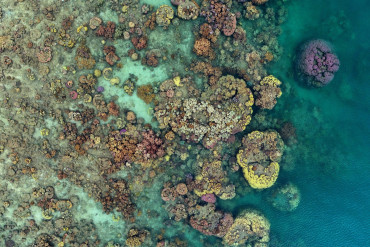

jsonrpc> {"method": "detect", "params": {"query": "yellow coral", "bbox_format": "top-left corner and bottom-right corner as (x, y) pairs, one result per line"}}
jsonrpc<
(40, 128), (49, 136)
(122, 5), (129, 13)
(164, 155), (171, 161)
(242, 162), (279, 189)
(94, 69), (102, 77)
(223, 209), (270, 246)
(245, 93), (254, 106)
(126, 237), (142, 247)
(173, 76), (182, 86)
(236, 150), (247, 168)
(194, 160), (223, 196)
(260, 75), (282, 86)
(77, 25), (88, 33)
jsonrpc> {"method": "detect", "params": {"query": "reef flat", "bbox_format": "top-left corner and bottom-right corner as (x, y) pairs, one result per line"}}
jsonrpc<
(0, 0), (368, 247)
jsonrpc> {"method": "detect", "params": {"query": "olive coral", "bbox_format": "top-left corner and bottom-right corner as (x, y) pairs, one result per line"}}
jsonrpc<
(177, 1), (200, 20)
(193, 160), (234, 199)
(269, 182), (301, 211)
(237, 130), (284, 189)
(223, 209), (270, 246)
(156, 5), (174, 27)
(125, 228), (148, 247)
(137, 84), (155, 104)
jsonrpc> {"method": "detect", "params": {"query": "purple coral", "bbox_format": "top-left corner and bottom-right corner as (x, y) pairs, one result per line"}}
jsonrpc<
(201, 193), (216, 203)
(296, 39), (340, 87)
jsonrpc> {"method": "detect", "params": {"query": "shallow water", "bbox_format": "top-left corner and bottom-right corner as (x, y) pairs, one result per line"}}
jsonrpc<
(0, 0), (369, 246)
(267, 0), (370, 245)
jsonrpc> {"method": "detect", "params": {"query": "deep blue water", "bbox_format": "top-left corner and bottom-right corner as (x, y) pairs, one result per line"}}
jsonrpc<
(221, 0), (370, 246)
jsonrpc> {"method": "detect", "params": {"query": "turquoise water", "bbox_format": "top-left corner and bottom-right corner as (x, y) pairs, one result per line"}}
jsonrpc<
(219, 0), (370, 246)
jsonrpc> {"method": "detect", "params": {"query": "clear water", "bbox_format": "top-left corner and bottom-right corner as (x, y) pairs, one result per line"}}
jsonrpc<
(223, 0), (370, 246)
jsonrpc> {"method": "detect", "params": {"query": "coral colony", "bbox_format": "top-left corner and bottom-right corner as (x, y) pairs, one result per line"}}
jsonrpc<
(296, 39), (340, 87)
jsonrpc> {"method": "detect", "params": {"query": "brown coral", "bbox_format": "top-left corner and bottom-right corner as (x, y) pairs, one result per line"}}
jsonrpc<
(252, 0), (269, 5)
(107, 132), (138, 165)
(193, 37), (214, 59)
(75, 44), (96, 70)
(131, 36), (148, 50)
(103, 45), (120, 66)
(137, 84), (155, 104)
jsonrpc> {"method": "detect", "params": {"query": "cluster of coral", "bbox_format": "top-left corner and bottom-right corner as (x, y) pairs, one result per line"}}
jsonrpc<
(161, 178), (270, 246)
(154, 75), (254, 149)
(0, 0), (303, 246)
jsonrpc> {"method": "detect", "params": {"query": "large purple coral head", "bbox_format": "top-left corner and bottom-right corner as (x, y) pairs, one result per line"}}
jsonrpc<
(296, 39), (340, 87)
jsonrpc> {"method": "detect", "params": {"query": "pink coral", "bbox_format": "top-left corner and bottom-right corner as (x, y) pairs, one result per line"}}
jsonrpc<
(135, 130), (165, 164)
(222, 13), (236, 36)
(201, 193), (216, 203)
(37, 47), (52, 63)
(189, 204), (234, 237)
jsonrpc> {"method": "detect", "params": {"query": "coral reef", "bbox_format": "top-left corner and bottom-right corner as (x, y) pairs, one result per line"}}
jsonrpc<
(100, 179), (135, 219)
(103, 45), (120, 66)
(0, 0), (292, 245)
(96, 21), (116, 40)
(75, 44), (96, 70)
(135, 129), (165, 167)
(193, 37), (215, 59)
(131, 36), (148, 50)
(137, 84), (155, 104)
(193, 159), (235, 200)
(161, 180), (234, 237)
(252, 0), (269, 5)
(200, 0), (237, 36)
(126, 228), (149, 247)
